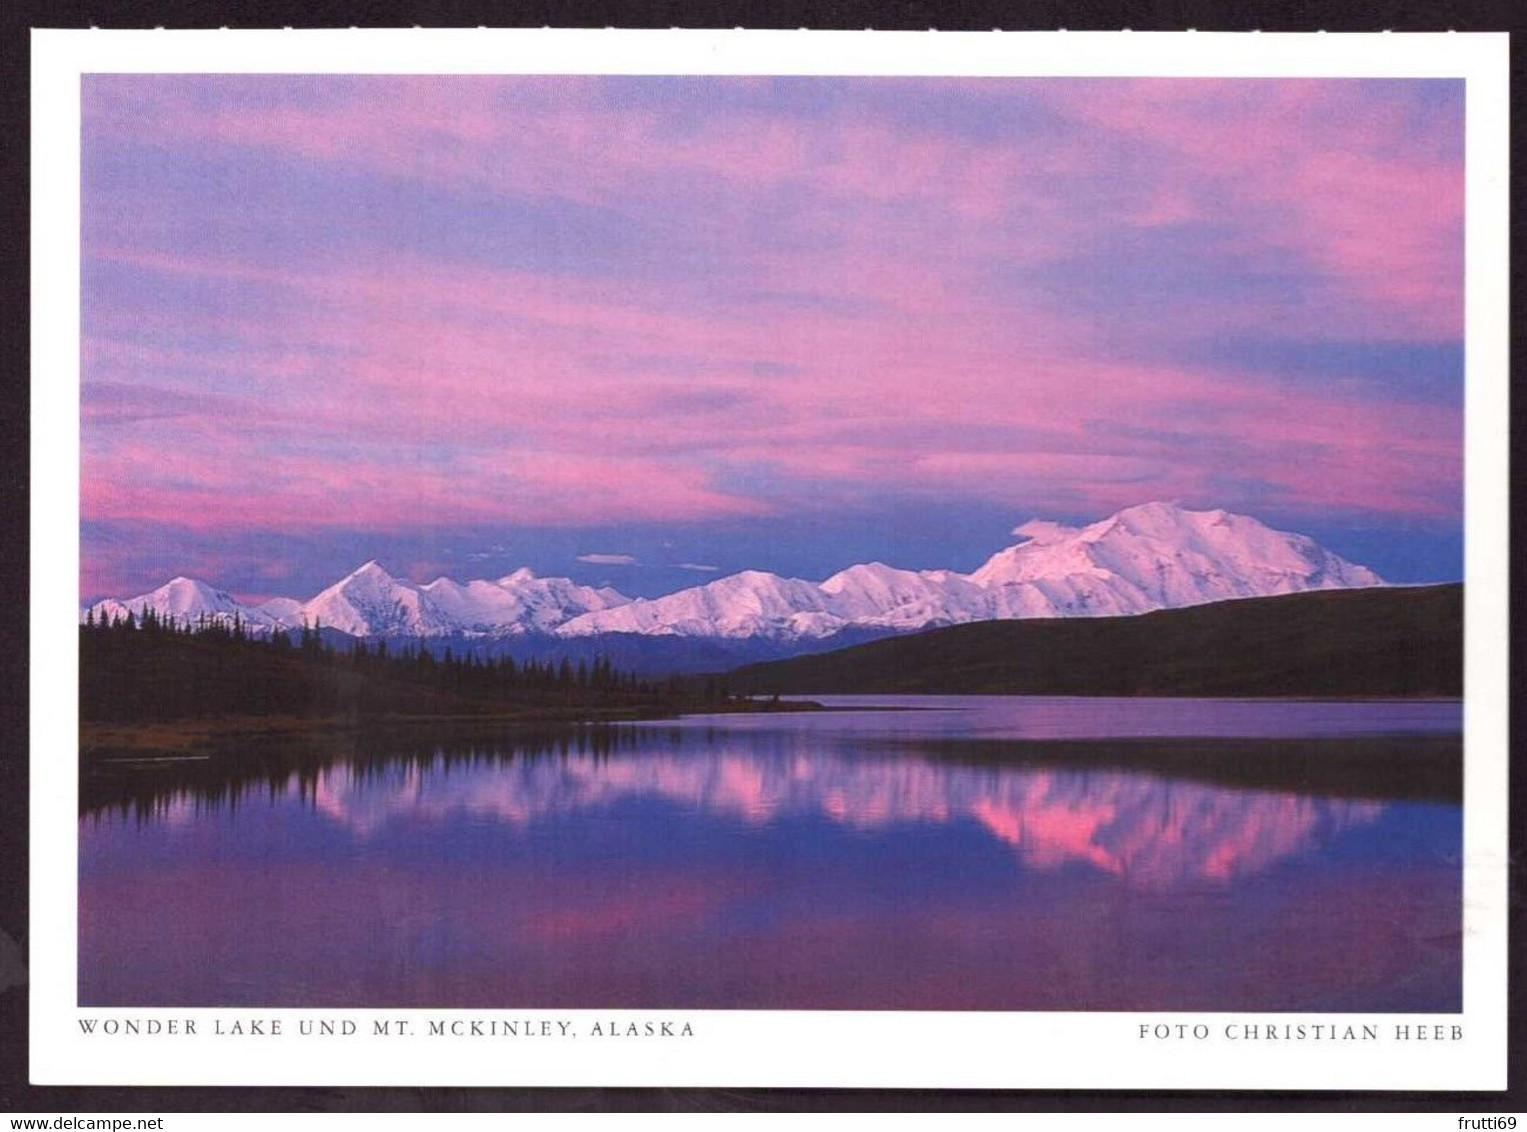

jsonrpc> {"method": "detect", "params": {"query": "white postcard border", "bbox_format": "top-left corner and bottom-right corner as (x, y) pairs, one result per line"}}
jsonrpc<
(29, 27), (1511, 1091)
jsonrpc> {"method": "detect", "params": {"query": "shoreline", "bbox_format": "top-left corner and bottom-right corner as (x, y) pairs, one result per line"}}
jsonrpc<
(78, 699), (827, 762)
(78, 689), (1462, 763)
(78, 708), (1463, 811)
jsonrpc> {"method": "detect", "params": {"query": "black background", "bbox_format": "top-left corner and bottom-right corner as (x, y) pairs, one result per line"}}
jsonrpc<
(1, 0), (1520, 1113)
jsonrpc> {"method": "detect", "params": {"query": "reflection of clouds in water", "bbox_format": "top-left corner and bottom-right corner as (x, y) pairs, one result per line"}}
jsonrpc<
(300, 739), (1383, 889)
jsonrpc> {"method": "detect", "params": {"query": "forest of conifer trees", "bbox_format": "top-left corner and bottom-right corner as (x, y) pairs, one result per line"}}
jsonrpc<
(80, 608), (737, 724)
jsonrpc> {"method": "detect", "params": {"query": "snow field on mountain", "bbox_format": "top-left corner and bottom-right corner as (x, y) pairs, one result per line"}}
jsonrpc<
(84, 503), (1385, 643)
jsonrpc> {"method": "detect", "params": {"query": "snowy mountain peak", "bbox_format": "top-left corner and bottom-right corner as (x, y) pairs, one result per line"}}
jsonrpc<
(819, 561), (900, 593)
(1073, 501), (1183, 541)
(157, 576), (225, 600)
(86, 502), (1387, 646)
(301, 563), (433, 638)
(256, 597), (303, 621)
(84, 574), (267, 629)
(1010, 519), (1079, 546)
(343, 560), (393, 582)
(970, 503), (1382, 614)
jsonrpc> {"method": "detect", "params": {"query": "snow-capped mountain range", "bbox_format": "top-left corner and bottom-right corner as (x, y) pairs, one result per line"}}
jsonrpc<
(83, 502), (1384, 644)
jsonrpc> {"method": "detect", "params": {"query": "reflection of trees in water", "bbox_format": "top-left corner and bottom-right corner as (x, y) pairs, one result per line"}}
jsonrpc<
(79, 723), (651, 824)
(81, 725), (1457, 889)
(80, 724), (1460, 828)
(894, 732), (1460, 804)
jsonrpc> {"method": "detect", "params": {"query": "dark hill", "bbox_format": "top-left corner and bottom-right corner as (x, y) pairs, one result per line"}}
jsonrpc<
(728, 584), (1461, 698)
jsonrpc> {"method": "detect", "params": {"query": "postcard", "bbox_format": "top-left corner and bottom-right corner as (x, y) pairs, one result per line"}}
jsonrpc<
(29, 27), (1510, 1091)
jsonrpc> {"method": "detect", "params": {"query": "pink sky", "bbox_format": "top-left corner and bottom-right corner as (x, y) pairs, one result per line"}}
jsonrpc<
(80, 76), (1464, 598)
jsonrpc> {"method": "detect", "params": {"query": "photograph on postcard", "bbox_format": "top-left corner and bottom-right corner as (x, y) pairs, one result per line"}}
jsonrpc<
(73, 70), (1469, 1016)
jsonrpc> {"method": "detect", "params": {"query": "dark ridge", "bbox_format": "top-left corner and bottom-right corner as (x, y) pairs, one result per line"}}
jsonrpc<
(728, 584), (1462, 698)
(76, 612), (743, 728)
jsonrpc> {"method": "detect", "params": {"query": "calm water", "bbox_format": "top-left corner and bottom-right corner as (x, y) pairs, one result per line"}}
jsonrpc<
(79, 696), (1462, 1011)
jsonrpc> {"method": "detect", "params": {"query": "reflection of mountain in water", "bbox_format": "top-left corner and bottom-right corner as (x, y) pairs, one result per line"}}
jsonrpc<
(99, 729), (1387, 890)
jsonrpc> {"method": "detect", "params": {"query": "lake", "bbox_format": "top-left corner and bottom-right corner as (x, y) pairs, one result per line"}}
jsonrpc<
(79, 695), (1462, 1011)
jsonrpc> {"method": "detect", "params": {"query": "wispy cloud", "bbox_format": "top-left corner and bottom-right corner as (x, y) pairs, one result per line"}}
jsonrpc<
(673, 562), (720, 573)
(576, 553), (638, 566)
(79, 75), (1464, 595)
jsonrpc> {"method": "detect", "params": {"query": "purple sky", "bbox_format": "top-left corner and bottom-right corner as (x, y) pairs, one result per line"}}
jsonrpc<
(80, 76), (1464, 601)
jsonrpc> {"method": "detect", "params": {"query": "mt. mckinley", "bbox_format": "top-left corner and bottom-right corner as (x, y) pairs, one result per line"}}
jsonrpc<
(84, 503), (1384, 670)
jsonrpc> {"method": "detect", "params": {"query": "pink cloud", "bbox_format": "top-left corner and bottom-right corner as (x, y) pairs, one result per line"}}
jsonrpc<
(81, 244), (1459, 531)
(80, 76), (1462, 551)
(85, 76), (1462, 341)
(1037, 79), (1462, 339)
